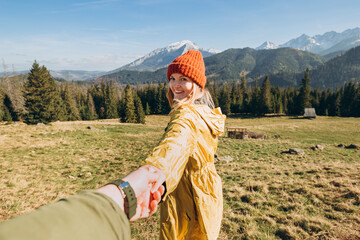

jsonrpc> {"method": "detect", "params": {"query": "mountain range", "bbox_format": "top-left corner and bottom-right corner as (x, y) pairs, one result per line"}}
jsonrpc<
(97, 47), (326, 87)
(95, 28), (360, 89)
(114, 27), (360, 74)
(256, 27), (360, 57)
(6, 27), (360, 89)
(98, 42), (360, 89)
(111, 40), (220, 72)
(112, 28), (360, 74)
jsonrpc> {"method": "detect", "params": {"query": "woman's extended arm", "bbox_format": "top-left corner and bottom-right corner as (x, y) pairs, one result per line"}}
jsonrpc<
(143, 108), (196, 199)
(0, 165), (165, 240)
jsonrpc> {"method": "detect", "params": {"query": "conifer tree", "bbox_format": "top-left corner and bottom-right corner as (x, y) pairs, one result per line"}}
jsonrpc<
(209, 79), (219, 108)
(3, 93), (17, 121)
(87, 92), (98, 119)
(161, 82), (171, 114)
(0, 92), (4, 121)
(354, 83), (360, 117)
(219, 83), (231, 115)
(122, 84), (136, 123)
(134, 93), (145, 124)
(328, 89), (341, 116)
(0, 93), (12, 122)
(88, 83), (105, 119)
(154, 82), (166, 114)
(1, 73), (25, 121)
(145, 84), (156, 114)
(272, 87), (284, 114)
(259, 75), (272, 115)
(318, 91), (328, 116)
(240, 72), (247, 94)
(100, 80), (107, 119)
(118, 98), (125, 121)
(340, 81), (357, 117)
(250, 78), (260, 115)
(230, 81), (242, 113)
(3, 107), (12, 122)
(242, 92), (252, 114)
(282, 91), (288, 114)
(79, 93), (91, 120)
(311, 89), (320, 111)
(145, 102), (151, 115)
(298, 68), (312, 114)
(240, 73), (250, 113)
(24, 61), (64, 124)
(104, 80), (118, 119)
(60, 84), (80, 121)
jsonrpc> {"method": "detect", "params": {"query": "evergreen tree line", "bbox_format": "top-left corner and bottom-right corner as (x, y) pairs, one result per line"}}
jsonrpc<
(1, 63), (360, 124)
(208, 69), (360, 117)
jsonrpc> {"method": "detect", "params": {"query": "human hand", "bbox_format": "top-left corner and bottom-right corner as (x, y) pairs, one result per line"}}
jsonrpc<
(121, 165), (166, 221)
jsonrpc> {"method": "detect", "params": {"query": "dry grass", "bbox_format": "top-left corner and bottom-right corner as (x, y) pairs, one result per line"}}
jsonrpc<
(0, 115), (359, 239)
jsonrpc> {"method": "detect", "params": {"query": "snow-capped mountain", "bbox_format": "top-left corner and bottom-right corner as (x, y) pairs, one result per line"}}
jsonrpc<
(113, 40), (221, 72)
(255, 41), (279, 50)
(256, 27), (360, 56)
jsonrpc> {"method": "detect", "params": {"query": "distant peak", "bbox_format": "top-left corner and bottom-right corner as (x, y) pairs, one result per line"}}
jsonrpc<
(208, 48), (222, 54)
(256, 41), (279, 50)
(168, 40), (197, 47)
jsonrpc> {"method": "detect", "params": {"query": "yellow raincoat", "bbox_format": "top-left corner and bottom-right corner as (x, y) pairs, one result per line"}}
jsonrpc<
(143, 104), (226, 240)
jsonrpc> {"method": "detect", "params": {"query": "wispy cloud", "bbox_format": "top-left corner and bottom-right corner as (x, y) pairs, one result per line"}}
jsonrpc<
(0, 34), (146, 71)
(134, 0), (176, 6)
(40, 54), (129, 71)
(72, 0), (121, 7)
(50, 0), (121, 14)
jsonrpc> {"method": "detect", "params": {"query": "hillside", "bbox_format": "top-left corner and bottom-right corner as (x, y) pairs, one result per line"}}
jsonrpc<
(270, 45), (360, 89)
(97, 47), (325, 85)
(95, 68), (167, 85)
(1, 116), (359, 239)
(310, 46), (360, 89)
(204, 47), (325, 81)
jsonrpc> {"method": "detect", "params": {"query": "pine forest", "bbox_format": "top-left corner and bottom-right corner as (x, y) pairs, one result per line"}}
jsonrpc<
(1, 62), (360, 124)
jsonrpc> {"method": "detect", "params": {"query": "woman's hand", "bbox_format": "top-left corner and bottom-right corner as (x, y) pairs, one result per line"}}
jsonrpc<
(121, 165), (166, 221)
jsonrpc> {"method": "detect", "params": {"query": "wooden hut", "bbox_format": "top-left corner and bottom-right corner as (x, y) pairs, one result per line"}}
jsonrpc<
(304, 108), (316, 119)
(226, 127), (248, 139)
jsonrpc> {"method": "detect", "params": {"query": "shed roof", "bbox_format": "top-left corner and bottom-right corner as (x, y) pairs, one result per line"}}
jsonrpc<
(304, 108), (316, 118)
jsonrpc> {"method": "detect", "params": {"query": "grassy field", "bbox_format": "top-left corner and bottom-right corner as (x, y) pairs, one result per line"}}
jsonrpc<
(0, 115), (359, 239)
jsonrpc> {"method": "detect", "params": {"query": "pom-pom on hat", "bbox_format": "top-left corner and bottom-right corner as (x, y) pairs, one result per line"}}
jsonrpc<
(167, 49), (206, 88)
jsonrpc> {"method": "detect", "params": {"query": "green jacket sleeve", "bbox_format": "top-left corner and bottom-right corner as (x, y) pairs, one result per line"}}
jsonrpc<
(142, 107), (196, 198)
(0, 191), (130, 240)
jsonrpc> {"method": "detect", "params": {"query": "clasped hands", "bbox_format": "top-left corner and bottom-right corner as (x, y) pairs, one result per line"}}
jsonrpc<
(97, 165), (165, 221)
(122, 165), (166, 221)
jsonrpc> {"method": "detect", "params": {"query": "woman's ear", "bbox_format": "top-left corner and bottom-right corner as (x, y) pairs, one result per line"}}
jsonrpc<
(197, 87), (204, 98)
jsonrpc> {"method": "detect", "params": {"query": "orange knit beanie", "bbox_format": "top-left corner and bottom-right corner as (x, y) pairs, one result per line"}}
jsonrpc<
(167, 49), (206, 88)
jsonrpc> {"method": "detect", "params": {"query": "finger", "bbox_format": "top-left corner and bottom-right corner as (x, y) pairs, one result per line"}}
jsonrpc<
(150, 173), (166, 193)
(149, 200), (158, 214)
(158, 185), (165, 195)
(143, 165), (166, 193)
(152, 190), (161, 202)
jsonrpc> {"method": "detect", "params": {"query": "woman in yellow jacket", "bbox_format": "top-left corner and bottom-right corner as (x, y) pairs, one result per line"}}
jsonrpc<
(143, 49), (226, 240)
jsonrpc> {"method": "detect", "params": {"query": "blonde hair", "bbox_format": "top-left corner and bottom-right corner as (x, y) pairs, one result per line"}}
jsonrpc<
(167, 82), (215, 111)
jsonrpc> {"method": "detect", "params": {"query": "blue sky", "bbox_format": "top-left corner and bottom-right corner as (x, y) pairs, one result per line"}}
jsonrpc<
(1, 0), (359, 71)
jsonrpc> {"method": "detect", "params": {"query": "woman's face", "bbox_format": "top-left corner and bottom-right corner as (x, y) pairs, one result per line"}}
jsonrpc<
(169, 73), (194, 100)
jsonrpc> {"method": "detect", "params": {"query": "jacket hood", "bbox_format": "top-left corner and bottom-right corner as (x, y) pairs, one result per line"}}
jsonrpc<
(192, 105), (226, 136)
